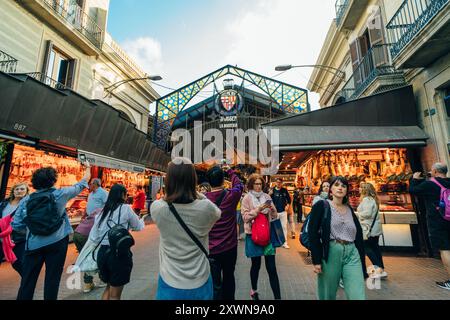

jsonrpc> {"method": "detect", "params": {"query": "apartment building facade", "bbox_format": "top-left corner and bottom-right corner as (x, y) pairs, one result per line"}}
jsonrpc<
(308, 0), (450, 170)
(0, 0), (159, 134)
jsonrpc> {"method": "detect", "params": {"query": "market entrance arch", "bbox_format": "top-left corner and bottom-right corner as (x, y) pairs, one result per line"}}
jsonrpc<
(153, 65), (310, 151)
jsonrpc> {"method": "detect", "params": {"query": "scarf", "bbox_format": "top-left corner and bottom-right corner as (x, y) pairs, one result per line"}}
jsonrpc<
(249, 190), (270, 215)
(0, 215), (17, 264)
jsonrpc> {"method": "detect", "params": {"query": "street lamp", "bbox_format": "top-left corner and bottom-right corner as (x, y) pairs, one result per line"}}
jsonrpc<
(103, 75), (163, 98)
(275, 64), (345, 79)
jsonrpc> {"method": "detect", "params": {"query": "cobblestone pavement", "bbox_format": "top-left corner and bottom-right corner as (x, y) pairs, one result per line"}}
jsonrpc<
(0, 223), (449, 300)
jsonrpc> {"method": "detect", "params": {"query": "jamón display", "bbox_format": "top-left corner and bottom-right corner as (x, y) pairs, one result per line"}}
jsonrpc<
(297, 148), (414, 212)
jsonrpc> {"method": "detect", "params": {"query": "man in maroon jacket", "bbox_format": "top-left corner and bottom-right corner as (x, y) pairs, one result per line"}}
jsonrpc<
(205, 164), (243, 300)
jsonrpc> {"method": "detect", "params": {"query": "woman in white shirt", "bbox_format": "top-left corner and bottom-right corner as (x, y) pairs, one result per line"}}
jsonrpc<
(151, 157), (221, 300)
(357, 182), (387, 278)
(89, 184), (145, 300)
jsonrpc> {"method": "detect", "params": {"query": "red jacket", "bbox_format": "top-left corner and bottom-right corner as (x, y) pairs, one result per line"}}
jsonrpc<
(0, 214), (17, 264)
(132, 191), (146, 210)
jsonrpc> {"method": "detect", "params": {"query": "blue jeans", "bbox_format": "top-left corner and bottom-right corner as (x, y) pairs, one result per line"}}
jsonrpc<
(156, 275), (213, 300)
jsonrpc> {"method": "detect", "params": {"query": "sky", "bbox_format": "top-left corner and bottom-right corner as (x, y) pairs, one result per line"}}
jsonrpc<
(107, 0), (336, 113)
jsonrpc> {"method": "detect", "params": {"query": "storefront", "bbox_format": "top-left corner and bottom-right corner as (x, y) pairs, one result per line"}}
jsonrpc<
(262, 86), (431, 252)
(0, 71), (171, 228)
(1, 143), (160, 226)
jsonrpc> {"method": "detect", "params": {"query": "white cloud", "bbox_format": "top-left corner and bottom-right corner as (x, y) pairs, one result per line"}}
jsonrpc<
(121, 37), (164, 76)
(221, 0), (335, 109)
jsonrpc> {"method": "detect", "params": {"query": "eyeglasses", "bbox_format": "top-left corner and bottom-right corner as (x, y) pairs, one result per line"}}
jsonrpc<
(254, 183), (263, 185)
(15, 188), (27, 191)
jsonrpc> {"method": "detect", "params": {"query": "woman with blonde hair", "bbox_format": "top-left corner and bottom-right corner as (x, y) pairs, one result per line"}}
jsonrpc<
(0, 182), (29, 276)
(357, 182), (387, 279)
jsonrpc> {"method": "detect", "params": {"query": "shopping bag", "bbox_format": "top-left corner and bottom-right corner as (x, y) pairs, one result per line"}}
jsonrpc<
(71, 239), (100, 273)
(270, 219), (285, 248)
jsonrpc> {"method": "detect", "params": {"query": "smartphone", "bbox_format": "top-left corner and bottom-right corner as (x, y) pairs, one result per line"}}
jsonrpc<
(265, 199), (272, 205)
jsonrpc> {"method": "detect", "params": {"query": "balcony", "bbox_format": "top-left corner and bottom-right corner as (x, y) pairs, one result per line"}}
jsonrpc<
(335, 0), (370, 30)
(0, 50), (18, 73)
(387, 0), (450, 68)
(338, 44), (407, 102)
(18, 0), (103, 55)
(24, 72), (68, 90)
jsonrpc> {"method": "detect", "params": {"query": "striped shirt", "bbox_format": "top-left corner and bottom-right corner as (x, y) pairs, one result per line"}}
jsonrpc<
(328, 200), (357, 243)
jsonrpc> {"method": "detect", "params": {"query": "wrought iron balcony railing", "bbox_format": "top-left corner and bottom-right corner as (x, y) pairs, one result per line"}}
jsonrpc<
(339, 44), (402, 101)
(335, 0), (350, 26)
(41, 0), (103, 49)
(25, 72), (68, 90)
(386, 0), (449, 59)
(0, 50), (18, 73)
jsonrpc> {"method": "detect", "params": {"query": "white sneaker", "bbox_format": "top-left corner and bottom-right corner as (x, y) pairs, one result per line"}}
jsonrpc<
(282, 243), (290, 249)
(97, 280), (107, 288)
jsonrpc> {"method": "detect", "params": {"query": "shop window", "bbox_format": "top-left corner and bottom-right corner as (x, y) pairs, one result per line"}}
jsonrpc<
(42, 41), (77, 88)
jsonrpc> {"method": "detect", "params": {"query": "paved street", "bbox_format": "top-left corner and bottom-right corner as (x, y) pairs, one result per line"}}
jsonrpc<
(0, 223), (449, 300)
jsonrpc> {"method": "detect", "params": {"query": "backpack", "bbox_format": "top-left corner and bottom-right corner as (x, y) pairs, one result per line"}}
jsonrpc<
(431, 178), (450, 221)
(24, 188), (62, 236)
(107, 205), (135, 258)
(251, 213), (270, 247)
(300, 200), (329, 250)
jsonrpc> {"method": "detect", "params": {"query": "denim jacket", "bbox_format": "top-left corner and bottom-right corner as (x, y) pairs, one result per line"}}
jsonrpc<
(12, 179), (88, 251)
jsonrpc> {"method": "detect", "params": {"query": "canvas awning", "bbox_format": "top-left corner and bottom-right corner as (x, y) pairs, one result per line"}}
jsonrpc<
(262, 86), (428, 151)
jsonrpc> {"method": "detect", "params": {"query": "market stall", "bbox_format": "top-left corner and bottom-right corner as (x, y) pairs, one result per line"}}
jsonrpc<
(295, 148), (417, 248)
(261, 87), (430, 251)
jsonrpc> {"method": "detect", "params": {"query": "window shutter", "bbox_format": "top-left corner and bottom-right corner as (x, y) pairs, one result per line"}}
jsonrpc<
(368, 7), (388, 67)
(41, 40), (54, 76)
(349, 39), (362, 87)
(66, 59), (77, 89)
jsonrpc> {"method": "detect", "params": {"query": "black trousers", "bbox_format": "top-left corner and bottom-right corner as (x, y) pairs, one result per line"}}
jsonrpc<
(17, 236), (69, 300)
(250, 255), (281, 299)
(364, 236), (385, 269)
(293, 202), (303, 223)
(0, 240), (25, 276)
(209, 246), (237, 300)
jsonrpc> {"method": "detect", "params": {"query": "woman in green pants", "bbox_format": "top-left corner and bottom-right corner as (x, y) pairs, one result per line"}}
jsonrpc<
(308, 176), (367, 300)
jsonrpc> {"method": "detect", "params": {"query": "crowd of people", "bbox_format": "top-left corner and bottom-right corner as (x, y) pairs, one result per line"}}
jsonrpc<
(0, 158), (450, 300)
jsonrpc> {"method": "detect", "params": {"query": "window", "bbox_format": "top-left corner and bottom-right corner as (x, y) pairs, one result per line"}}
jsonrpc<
(42, 41), (77, 88)
(444, 88), (450, 118)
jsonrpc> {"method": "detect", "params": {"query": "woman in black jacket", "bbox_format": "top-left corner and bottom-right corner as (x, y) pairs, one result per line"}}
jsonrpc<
(309, 176), (367, 300)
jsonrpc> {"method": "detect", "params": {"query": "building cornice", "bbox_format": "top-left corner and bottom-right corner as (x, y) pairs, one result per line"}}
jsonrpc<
(308, 20), (348, 94)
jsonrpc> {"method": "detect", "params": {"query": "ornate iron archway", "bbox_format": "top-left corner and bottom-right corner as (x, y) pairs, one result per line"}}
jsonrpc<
(154, 65), (309, 149)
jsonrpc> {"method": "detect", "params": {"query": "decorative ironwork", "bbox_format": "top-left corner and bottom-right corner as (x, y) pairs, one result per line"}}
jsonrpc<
(386, 0), (449, 59)
(0, 50), (18, 73)
(335, 0), (350, 26)
(154, 65), (309, 149)
(41, 0), (103, 48)
(338, 44), (405, 101)
(25, 72), (68, 90)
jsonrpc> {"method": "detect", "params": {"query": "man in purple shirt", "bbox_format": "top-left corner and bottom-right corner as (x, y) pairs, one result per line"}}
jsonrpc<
(205, 164), (243, 300)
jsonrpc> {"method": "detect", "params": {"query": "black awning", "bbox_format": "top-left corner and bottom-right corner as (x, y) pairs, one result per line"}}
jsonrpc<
(0, 72), (170, 172)
(264, 86), (418, 127)
(262, 86), (428, 151)
(264, 126), (428, 151)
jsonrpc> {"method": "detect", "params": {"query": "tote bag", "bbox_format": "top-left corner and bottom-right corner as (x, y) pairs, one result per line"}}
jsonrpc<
(72, 239), (100, 273)
(270, 218), (285, 248)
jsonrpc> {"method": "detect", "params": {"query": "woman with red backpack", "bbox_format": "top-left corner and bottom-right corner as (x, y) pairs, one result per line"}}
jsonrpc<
(241, 174), (281, 300)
